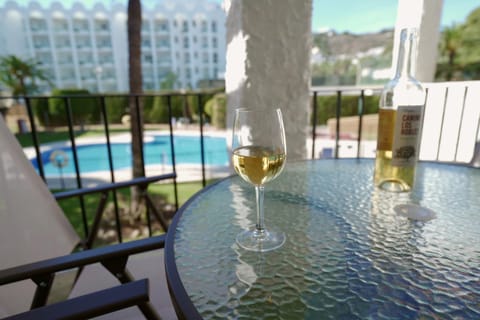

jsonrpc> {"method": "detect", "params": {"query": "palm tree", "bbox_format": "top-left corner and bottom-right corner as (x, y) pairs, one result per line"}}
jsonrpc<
(0, 55), (50, 95)
(127, 0), (144, 214)
(439, 25), (463, 80)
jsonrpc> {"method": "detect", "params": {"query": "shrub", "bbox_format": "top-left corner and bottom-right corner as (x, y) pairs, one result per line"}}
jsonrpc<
(34, 89), (100, 127)
(104, 95), (128, 123)
(312, 94), (379, 125)
(204, 93), (227, 128)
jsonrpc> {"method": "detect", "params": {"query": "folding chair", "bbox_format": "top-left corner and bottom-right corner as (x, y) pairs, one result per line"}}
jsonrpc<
(0, 116), (177, 319)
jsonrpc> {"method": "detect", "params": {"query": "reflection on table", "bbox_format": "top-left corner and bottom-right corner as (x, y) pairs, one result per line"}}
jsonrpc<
(165, 159), (480, 319)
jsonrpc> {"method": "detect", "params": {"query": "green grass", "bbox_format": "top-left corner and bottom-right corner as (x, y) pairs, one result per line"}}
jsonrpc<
(55, 180), (209, 239)
(19, 128), (214, 240)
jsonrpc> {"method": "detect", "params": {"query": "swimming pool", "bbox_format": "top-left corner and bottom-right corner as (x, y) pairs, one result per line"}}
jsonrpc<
(32, 135), (229, 175)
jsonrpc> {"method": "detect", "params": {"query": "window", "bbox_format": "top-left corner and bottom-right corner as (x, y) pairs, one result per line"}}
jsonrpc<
(184, 53), (190, 64)
(95, 19), (109, 32)
(201, 20), (207, 32)
(157, 37), (170, 48)
(202, 52), (209, 63)
(183, 37), (189, 49)
(211, 21), (217, 32)
(142, 20), (150, 32)
(53, 18), (68, 32)
(142, 38), (151, 47)
(143, 53), (153, 63)
(155, 19), (169, 32)
(73, 19), (89, 32)
(212, 53), (218, 63)
(202, 37), (208, 49)
(182, 21), (188, 33)
(212, 37), (217, 49)
(30, 18), (47, 31)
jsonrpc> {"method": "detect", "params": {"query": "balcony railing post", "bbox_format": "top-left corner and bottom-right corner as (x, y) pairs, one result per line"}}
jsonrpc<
(100, 95), (122, 243)
(24, 96), (46, 181)
(134, 95), (146, 176)
(311, 91), (318, 159)
(64, 96), (88, 238)
(166, 95), (179, 211)
(197, 94), (206, 187)
(356, 90), (365, 158)
(335, 91), (341, 159)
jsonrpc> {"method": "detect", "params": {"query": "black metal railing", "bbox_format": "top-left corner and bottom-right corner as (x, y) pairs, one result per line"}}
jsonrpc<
(310, 86), (383, 160)
(310, 83), (480, 163)
(1, 83), (478, 242)
(1, 91), (220, 244)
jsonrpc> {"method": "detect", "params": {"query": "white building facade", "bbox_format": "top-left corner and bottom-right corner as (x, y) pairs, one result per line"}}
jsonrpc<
(0, 0), (226, 93)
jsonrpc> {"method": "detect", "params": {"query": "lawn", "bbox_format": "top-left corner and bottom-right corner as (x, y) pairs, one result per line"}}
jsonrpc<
(19, 127), (218, 242)
(55, 180), (211, 241)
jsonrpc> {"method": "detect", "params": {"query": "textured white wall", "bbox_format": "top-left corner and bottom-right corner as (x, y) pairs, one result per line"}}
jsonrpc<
(225, 0), (312, 160)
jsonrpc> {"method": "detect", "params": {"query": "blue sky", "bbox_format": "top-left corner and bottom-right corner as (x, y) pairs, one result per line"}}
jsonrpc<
(311, 0), (479, 33)
(5, 0), (479, 34)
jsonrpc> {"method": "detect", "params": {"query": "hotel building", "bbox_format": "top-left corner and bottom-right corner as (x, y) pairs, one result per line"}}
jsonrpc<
(0, 0), (226, 93)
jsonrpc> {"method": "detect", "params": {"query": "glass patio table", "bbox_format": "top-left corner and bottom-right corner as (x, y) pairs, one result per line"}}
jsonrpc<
(165, 159), (480, 319)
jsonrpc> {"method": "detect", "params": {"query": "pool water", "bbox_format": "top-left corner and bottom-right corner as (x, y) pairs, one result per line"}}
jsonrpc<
(32, 135), (229, 175)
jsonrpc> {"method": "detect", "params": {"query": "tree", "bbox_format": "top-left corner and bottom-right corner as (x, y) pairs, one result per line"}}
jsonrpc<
(439, 24), (463, 80)
(0, 55), (51, 95)
(159, 71), (177, 90)
(127, 0), (144, 214)
(461, 7), (480, 76)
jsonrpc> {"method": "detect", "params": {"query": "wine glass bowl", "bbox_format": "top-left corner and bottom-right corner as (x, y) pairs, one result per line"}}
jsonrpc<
(232, 108), (287, 252)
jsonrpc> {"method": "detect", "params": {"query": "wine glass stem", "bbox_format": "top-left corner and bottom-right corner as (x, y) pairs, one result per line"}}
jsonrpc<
(255, 185), (265, 232)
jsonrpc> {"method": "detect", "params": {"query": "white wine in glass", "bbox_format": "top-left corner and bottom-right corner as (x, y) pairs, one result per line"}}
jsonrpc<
(232, 108), (287, 252)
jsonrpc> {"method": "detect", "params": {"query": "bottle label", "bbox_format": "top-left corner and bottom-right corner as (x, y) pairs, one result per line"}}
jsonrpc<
(392, 105), (423, 167)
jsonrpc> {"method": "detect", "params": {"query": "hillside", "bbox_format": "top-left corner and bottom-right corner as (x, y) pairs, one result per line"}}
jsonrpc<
(313, 29), (394, 57)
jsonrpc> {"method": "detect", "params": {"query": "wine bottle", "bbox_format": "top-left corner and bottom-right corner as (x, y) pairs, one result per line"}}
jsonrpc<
(374, 28), (426, 192)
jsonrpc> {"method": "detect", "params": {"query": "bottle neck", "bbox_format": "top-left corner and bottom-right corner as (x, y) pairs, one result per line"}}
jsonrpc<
(394, 29), (417, 80)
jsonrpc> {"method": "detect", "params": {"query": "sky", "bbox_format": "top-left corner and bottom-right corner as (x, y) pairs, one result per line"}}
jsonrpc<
(3, 0), (479, 34)
(312, 0), (479, 34)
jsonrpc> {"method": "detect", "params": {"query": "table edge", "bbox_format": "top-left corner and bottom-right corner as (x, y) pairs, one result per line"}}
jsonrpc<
(165, 177), (229, 320)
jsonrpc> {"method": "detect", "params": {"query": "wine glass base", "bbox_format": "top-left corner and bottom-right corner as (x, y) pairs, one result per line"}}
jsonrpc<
(236, 227), (285, 252)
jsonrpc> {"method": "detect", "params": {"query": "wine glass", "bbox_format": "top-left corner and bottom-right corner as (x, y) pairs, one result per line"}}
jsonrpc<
(232, 108), (287, 252)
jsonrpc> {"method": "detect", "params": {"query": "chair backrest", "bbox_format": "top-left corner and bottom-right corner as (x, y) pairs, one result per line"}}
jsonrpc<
(0, 116), (79, 316)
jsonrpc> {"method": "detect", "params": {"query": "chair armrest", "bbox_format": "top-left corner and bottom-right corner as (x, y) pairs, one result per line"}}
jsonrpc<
(54, 174), (176, 200)
(2, 279), (150, 320)
(0, 235), (165, 286)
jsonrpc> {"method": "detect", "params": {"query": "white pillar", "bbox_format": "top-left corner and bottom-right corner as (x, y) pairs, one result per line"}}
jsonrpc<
(393, 0), (443, 82)
(225, 0), (312, 160)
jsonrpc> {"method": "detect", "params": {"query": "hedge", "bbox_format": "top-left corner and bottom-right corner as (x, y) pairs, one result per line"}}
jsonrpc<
(312, 94), (380, 125)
